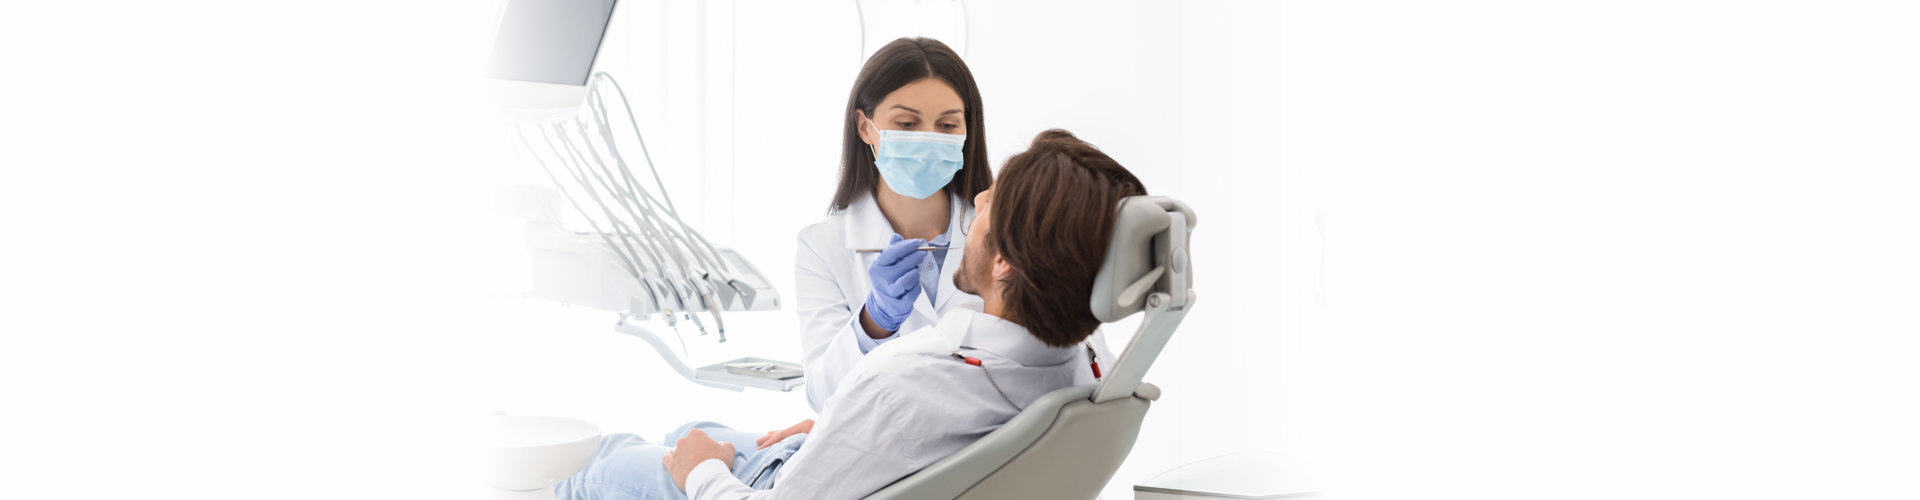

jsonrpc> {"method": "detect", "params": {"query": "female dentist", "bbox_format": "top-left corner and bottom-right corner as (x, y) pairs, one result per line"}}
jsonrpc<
(788, 37), (1115, 415)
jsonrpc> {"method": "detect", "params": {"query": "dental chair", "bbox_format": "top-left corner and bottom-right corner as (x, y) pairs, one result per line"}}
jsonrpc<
(866, 196), (1198, 500)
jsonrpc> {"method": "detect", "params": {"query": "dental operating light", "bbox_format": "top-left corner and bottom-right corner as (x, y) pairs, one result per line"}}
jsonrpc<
(488, 0), (616, 85)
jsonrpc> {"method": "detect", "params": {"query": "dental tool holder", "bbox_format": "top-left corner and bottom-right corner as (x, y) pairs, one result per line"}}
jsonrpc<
(519, 221), (781, 320)
(502, 72), (801, 392)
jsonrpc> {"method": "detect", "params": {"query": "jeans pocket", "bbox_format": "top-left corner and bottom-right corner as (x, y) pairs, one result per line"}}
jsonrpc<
(746, 457), (784, 489)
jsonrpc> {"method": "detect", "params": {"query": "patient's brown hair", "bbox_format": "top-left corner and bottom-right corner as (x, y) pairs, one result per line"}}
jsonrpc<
(986, 129), (1147, 347)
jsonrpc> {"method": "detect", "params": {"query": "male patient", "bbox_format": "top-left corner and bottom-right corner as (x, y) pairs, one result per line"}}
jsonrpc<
(552, 129), (1148, 500)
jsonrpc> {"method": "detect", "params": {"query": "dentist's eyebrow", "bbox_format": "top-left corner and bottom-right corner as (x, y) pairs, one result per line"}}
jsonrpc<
(941, 109), (963, 116)
(890, 104), (922, 115)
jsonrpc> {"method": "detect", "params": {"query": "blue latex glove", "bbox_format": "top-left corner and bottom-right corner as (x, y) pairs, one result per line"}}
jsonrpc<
(863, 234), (927, 333)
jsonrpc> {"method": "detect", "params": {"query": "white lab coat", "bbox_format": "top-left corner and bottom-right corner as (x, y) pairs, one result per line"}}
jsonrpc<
(793, 192), (1116, 412)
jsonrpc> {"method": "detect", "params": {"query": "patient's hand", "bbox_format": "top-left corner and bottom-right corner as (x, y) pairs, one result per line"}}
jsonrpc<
(755, 419), (815, 449)
(663, 428), (735, 491)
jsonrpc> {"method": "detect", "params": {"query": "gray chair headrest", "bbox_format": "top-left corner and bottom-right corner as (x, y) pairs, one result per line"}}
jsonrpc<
(1089, 196), (1197, 322)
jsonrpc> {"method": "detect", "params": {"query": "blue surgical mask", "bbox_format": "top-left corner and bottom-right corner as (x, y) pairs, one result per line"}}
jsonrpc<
(868, 120), (965, 199)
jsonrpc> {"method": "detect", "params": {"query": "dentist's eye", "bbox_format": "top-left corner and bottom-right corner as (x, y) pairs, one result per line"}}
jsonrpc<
(896, 122), (916, 128)
(940, 123), (960, 131)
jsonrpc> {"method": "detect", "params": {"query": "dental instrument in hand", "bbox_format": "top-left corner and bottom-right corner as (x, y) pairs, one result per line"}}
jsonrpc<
(854, 246), (952, 253)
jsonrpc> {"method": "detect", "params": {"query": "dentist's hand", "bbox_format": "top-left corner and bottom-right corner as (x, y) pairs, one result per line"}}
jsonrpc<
(862, 234), (926, 335)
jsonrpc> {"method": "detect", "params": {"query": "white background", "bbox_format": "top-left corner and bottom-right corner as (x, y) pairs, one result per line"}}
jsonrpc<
(3, 1), (1916, 499)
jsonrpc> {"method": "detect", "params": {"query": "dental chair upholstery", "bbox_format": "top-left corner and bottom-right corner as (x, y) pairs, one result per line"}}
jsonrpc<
(866, 196), (1197, 500)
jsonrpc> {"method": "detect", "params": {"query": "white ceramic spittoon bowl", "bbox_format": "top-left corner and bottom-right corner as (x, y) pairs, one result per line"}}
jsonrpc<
(488, 415), (603, 492)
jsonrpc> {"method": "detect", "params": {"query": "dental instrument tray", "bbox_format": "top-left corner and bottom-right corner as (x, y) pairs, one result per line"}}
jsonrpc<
(722, 359), (805, 380)
(696, 357), (806, 392)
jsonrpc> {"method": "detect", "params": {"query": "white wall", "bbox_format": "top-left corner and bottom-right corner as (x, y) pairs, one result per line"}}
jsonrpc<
(1284, 1), (1920, 499)
(8, 1), (1917, 499)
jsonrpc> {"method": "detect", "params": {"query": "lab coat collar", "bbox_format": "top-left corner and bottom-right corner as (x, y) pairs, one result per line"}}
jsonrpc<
(950, 308), (1077, 368)
(839, 191), (970, 250)
(842, 191), (974, 312)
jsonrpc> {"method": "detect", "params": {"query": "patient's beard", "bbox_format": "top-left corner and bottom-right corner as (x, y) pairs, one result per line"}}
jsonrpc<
(953, 260), (973, 295)
(953, 246), (989, 296)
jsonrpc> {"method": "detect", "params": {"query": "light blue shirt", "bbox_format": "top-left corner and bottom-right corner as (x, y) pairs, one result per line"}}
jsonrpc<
(923, 230), (952, 305)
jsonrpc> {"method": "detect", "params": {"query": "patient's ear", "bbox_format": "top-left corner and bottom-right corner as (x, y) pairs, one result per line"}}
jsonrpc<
(991, 254), (1013, 284)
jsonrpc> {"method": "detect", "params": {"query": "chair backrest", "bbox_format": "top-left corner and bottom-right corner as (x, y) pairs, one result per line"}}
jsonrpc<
(1090, 196), (1197, 322)
(865, 196), (1196, 499)
(1087, 196), (1196, 404)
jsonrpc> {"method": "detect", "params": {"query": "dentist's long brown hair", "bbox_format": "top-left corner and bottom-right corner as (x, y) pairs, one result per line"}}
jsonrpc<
(830, 37), (991, 213)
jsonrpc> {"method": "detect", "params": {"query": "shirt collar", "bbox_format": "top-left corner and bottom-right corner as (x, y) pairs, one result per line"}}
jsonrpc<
(953, 309), (1076, 367)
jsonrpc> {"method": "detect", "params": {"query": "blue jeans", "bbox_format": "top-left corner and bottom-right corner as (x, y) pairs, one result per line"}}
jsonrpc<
(553, 421), (808, 500)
